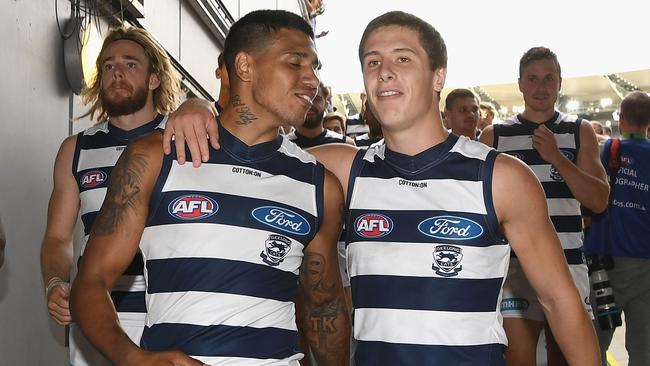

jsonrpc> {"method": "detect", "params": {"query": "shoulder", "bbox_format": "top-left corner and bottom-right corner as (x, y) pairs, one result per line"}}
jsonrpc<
(492, 153), (547, 220)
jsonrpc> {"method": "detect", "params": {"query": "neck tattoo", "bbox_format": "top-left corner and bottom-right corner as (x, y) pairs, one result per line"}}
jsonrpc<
(231, 95), (258, 125)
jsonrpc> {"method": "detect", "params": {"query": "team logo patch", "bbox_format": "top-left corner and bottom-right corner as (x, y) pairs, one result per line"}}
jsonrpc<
(251, 206), (311, 236)
(354, 213), (393, 238)
(431, 245), (463, 277)
(80, 170), (107, 188)
(418, 215), (483, 240)
(500, 297), (529, 311)
(260, 234), (292, 266)
(168, 194), (218, 220)
(550, 150), (574, 181)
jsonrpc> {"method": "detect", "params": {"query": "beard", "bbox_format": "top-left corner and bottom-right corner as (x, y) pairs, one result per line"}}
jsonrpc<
(101, 83), (149, 117)
(302, 110), (324, 129)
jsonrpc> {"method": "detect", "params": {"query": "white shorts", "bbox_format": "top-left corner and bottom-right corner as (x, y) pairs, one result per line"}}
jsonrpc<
(500, 258), (593, 322)
(69, 312), (145, 366)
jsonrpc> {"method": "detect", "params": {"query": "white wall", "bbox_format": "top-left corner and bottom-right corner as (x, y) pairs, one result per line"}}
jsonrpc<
(0, 1), (224, 364)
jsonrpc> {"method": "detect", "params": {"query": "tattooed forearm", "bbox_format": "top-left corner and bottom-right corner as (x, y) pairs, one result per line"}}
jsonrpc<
(231, 94), (258, 125)
(92, 152), (149, 235)
(303, 294), (350, 365)
(299, 252), (351, 365)
(301, 253), (337, 301)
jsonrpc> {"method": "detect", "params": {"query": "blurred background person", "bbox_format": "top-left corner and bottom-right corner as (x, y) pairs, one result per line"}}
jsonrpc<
(585, 91), (650, 366)
(478, 101), (497, 131)
(444, 88), (480, 139)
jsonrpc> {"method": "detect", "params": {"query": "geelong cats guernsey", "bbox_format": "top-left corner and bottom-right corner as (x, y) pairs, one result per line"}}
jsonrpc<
(71, 115), (163, 365)
(140, 123), (325, 365)
(73, 116), (164, 312)
(347, 134), (510, 365)
(493, 112), (584, 264)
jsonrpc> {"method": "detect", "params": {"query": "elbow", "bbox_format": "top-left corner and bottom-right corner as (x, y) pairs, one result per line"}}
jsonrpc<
(592, 184), (611, 214)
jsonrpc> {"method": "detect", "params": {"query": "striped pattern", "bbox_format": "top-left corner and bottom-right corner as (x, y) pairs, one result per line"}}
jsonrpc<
(494, 112), (584, 252)
(139, 124), (324, 364)
(346, 134), (509, 365)
(72, 115), (164, 313)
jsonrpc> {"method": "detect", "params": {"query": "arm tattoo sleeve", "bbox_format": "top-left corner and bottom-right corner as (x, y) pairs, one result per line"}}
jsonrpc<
(92, 152), (149, 235)
(300, 252), (351, 365)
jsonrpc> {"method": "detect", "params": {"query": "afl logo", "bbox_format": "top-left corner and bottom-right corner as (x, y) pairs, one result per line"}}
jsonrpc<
(354, 213), (393, 238)
(418, 215), (483, 240)
(251, 206), (311, 236)
(80, 170), (107, 188)
(168, 194), (218, 220)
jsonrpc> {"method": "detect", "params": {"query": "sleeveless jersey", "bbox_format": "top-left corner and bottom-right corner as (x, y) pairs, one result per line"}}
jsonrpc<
(287, 128), (345, 149)
(585, 137), (650, 258)
(347, 134), (509, 365)
(72, 114), (164, 314)
(493, 112), (585, 264)
(139, 123), (325, 365)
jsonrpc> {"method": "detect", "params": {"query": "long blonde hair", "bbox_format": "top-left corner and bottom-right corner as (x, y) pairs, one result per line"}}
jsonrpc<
(80, 27), (181, 122)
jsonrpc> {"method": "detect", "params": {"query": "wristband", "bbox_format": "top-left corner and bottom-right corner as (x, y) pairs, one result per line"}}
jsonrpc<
(45, 277), (68, 298)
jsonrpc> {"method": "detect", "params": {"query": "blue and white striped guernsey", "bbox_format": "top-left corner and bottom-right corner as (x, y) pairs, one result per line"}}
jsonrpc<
(71, 114), (164, 365)
(493, 112), (585, 264)
(346, 134), (509, 365)
(139, 123), (325, 365)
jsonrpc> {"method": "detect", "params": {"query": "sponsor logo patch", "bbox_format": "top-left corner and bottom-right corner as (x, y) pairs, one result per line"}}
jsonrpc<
(168, 194), (218, 220)
(431, 245), (464, 277)
(500, 297), (530, 311)
(251, 206), (311, 236)
(418, 215), (483, 240)
(260, 234), (292, 266)
(80, 170), (107, 188)
(354, 213), (393, 238)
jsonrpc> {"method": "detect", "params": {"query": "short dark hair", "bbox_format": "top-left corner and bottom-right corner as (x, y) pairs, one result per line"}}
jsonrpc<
(217, 53), (224, 69)
(620, 91), (650, 128)
(519, 47), (561, 78)
(223, 10), (314, 83)
(358, 11), (447, 72)
(445, 88), (479, 110)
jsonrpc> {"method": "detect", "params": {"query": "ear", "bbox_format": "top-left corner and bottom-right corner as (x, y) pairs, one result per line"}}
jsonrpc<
(234, 52), (253, 82)
(558, 76), (562, 91)
(433, 67), (447, 94)
(148, 73), (161, 90)
(517, 77), (523, 93)
(215, 67), (221, 80)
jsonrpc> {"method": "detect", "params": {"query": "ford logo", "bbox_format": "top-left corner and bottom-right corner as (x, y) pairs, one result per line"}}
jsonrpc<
(251, 206), (311, 236)
(418, 215), (483, 240)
